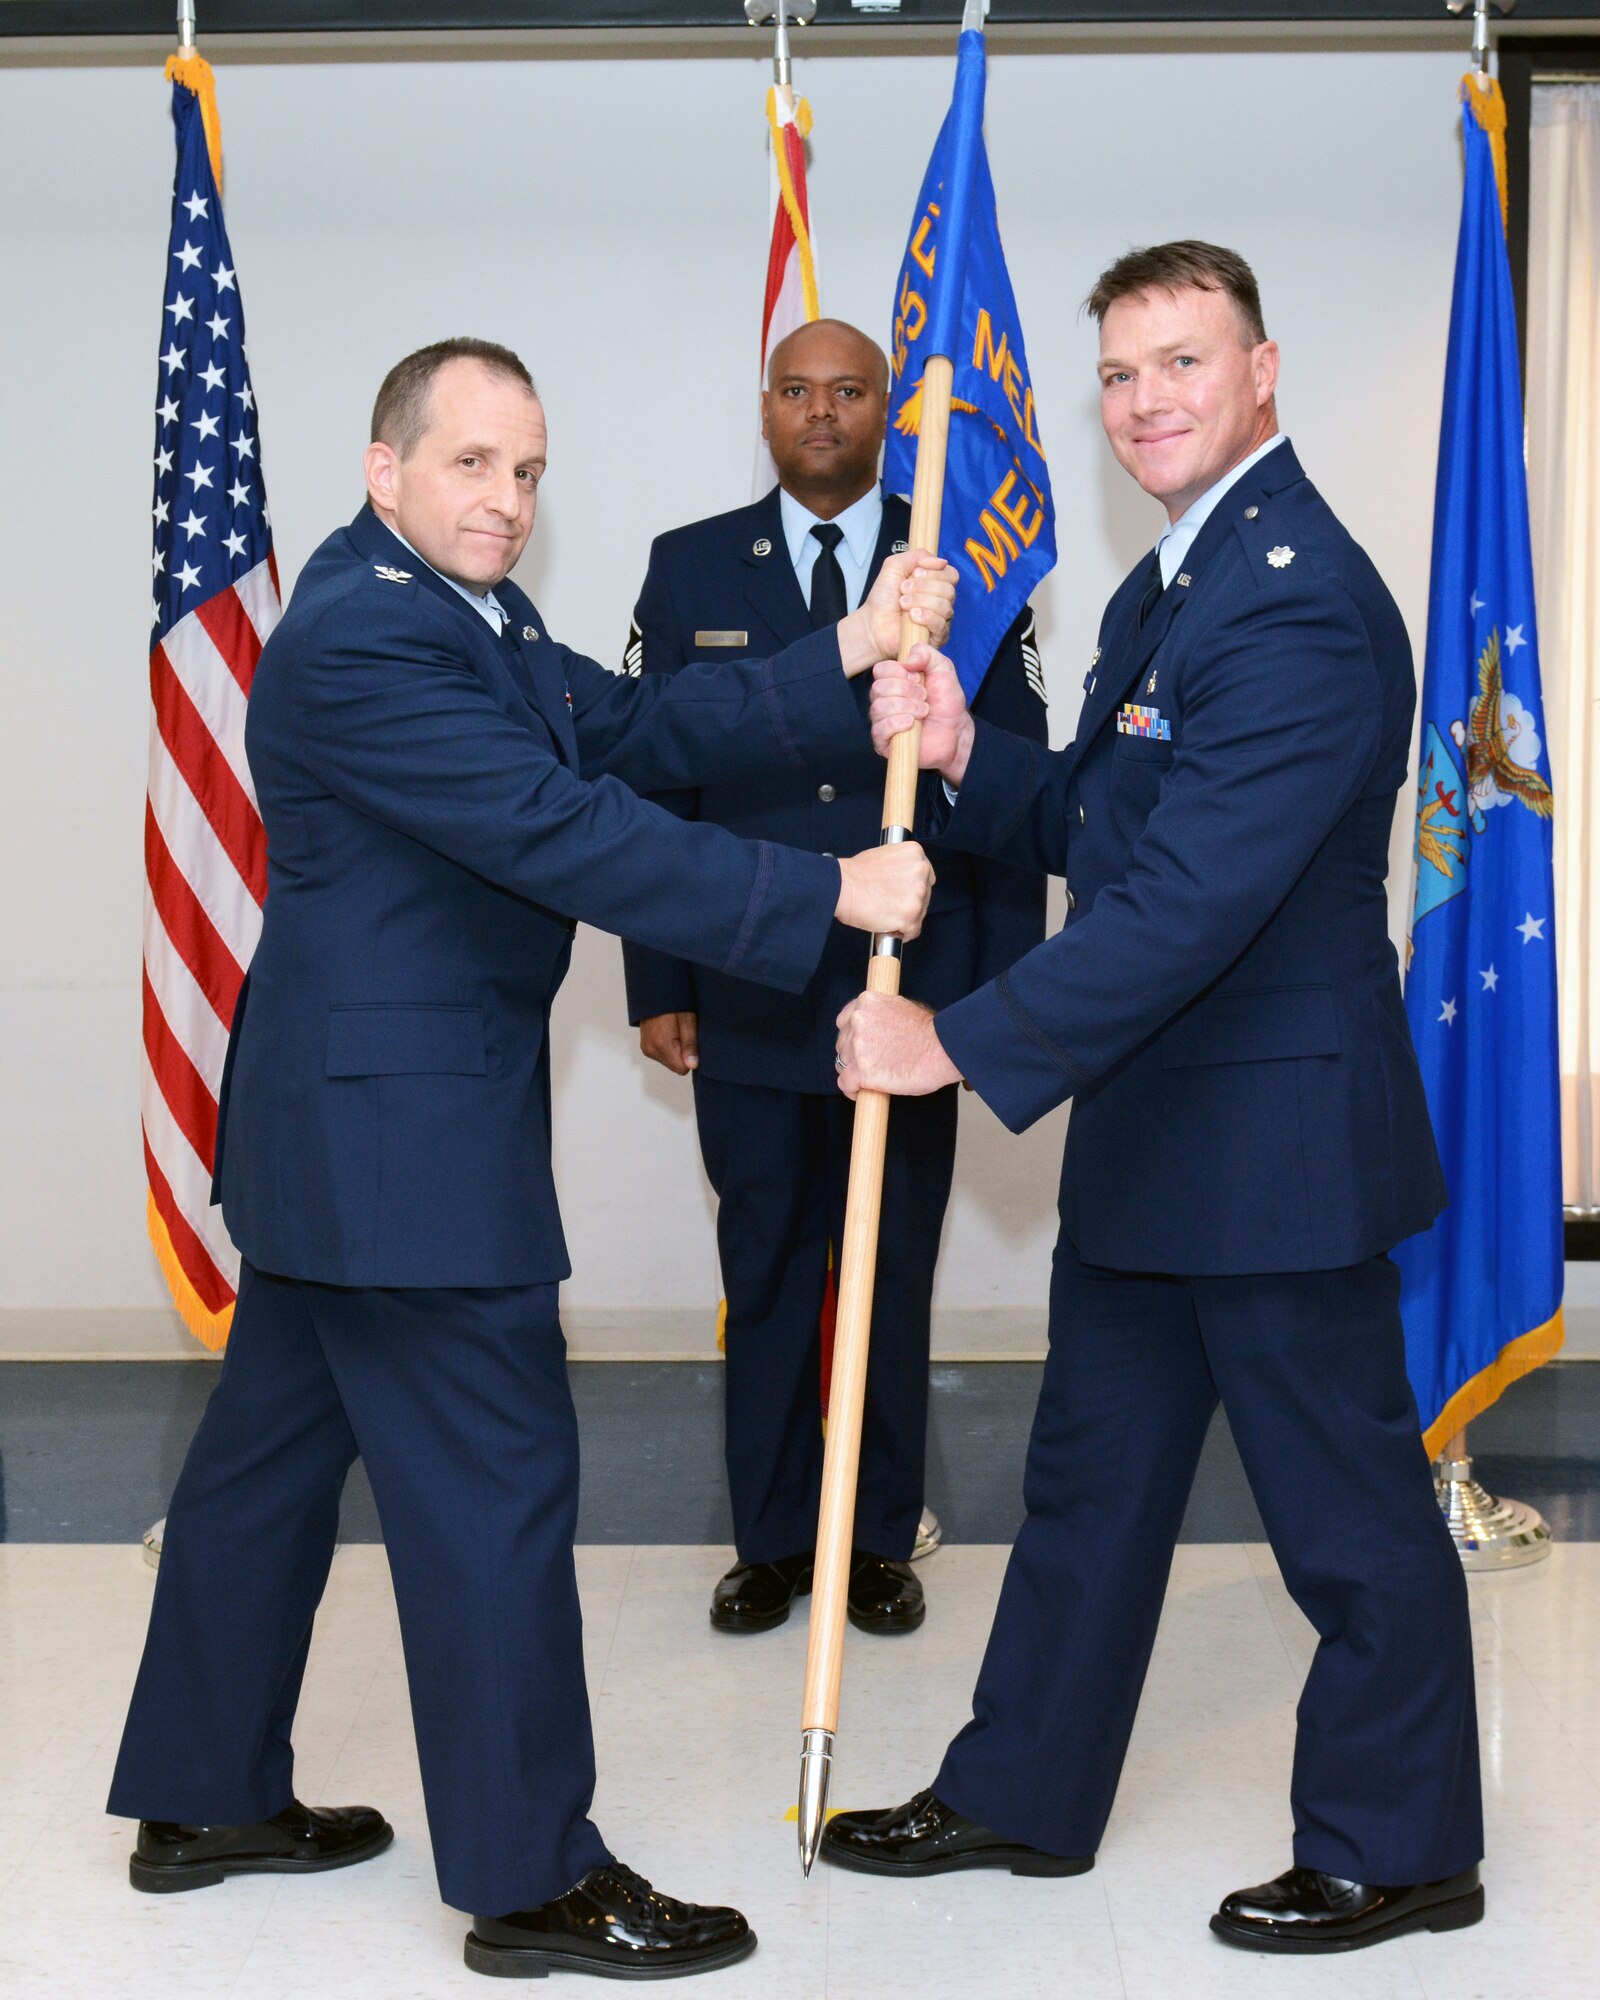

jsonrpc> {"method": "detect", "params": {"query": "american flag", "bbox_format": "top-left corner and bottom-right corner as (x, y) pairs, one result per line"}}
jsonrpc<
(144, 62), (277, 1348)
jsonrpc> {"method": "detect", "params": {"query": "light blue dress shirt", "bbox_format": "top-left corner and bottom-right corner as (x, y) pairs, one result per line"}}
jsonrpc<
(779, 483), (883, 613)
(388, 524), (508, 634)
(1156, 433), (1287, 588)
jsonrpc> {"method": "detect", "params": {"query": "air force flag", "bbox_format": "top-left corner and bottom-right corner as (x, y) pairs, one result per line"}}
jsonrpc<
(883, 21), (1054, 702)
(1395, 77), (1564, 1455)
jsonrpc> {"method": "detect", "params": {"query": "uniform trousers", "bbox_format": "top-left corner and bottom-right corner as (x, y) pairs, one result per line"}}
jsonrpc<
(935, 1237), (1483, 1884)
(107, 1261), (611, 1915)
(692, 1074), (958, 1565)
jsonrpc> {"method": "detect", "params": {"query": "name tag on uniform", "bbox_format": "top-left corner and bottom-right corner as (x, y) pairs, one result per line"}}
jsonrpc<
(694, 630), (748, 648)
(1117, 702), (1171, 741)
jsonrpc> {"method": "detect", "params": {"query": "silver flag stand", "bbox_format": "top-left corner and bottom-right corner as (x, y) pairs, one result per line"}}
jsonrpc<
(1435, 1427), (1552, 1570)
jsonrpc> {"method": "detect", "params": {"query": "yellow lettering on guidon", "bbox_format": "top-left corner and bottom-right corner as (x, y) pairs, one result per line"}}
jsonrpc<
(964, 462), (1048, 591)
(893, 270), (927, 380)
(965, 510), (1020, 590)
(892, 204), (941, 379)
(972, 308), (1026, 433)
(909, 212), (938, 280)
(992, 469), (1046, 550)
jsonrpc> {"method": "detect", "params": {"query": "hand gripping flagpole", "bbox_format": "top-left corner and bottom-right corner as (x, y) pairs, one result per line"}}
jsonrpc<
(797, 1), (986, 1876)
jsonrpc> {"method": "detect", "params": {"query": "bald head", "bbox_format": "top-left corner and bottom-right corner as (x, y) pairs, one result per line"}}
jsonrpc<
(762, 318), (890, 516)
(767, 318), (890, 396)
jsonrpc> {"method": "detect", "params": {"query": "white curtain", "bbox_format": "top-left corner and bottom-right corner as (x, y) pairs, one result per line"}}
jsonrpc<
(1527, 82), (1600, 1212)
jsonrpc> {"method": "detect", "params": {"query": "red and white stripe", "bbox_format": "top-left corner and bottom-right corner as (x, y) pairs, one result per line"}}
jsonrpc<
(142, 555), (278, 1332)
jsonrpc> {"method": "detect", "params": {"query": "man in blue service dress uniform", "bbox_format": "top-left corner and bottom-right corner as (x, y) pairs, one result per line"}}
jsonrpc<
(622, 319), (1047, 1636)
(106, 339), (954, 1984)
(825, 246), (1485, 1956)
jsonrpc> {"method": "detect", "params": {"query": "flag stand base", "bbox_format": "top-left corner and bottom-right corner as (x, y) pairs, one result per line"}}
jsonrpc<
(142, 1519), (164, 1569)
(1435, 1453), (1552, 1570)
(912, 1508), (942, 1561)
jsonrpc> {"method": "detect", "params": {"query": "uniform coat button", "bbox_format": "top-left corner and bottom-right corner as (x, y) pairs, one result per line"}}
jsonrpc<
(1066, 887), (1077, 912)
(817, 783), (836, 803)
(1078, 803), (1086, 825)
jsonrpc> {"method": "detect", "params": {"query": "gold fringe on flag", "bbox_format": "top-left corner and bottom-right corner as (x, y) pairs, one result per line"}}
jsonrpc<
(1462, 72), (1509, 235)
(165, 51), (224, 195)
(1420, 1306), (1565, 1460)
(766, 87), (820, 323)
(146, 1190), (234, 1352)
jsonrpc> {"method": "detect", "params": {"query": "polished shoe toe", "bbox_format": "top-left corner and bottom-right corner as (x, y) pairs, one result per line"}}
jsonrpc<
(709, 1552), (813, 1632)
(130, 1800), (394, 1892)
(820, 1787), (1092, 1879)
(467, 1861), (756, 1979)
(846, 1552), (926, 1633)
(1211, 1864), (1484, 1953)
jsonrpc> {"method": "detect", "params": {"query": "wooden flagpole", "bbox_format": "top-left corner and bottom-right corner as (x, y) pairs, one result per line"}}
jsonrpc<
(797, 354), (954, 1873)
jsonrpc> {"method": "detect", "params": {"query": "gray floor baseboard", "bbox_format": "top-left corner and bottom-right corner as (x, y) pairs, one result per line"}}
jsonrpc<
(0, 1303), (1051, 1362)
(1, 1299), (1592, 1363)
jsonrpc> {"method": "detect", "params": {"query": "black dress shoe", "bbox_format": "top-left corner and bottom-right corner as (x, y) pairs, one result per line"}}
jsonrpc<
(130, 1800), (393, 1892)
(1211, 1864), (1484, 1953)
(820, 1788), (1093, 1879)
(709, 1552), (813, 1632)
(847, 1551), (925, 1634)
(466, 1861), (756, 1980)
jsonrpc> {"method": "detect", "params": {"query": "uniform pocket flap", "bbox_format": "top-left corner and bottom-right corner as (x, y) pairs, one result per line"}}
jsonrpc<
(1113, 735), (1176, 764)
(326, 1004), (486, 1077)
(1160, 986), (1340, 1069)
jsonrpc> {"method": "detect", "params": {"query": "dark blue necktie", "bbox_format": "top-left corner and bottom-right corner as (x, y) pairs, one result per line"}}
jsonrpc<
(808, 522), (848, 630)
(1137, 550), (1166, 629)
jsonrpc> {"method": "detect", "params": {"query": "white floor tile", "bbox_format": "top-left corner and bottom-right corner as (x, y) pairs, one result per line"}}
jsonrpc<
(0, 1541), (1592, 1998)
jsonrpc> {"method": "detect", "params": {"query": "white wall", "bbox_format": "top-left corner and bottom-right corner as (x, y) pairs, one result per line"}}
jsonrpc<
(0, 38), (1473, 1334)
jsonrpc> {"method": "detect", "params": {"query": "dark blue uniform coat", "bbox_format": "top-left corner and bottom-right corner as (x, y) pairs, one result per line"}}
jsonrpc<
(109, 505), (876, 1915)
(927, 445), (1482, 1883)
(621, 487), (1047, 1561)
(622, 486), (1047, 1089)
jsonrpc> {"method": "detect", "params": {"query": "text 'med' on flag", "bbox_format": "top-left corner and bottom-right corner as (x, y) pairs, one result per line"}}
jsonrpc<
(882, 17), (1054, 702)
(753, 85), (821, 498)
(144, 54), (278, 1350)
(1395, 76), (1564, 1455)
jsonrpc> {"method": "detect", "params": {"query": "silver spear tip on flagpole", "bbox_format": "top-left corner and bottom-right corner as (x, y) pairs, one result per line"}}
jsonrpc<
(177, 0), (196, 50)
(744, 3), (816, 92)
(798, 1727), (833, 1875)
(1446, 0), (1517, 78)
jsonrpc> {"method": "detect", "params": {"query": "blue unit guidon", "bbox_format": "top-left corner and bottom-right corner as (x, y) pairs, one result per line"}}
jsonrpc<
(882, 26), (1056, 704)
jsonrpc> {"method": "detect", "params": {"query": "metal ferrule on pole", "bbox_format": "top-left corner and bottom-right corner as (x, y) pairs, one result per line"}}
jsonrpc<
(177, 0), (196, 50)
(797, 1727), (833, 1873)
